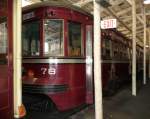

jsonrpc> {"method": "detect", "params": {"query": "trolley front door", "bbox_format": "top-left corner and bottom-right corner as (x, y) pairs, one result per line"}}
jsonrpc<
(0, 1), (13, 119)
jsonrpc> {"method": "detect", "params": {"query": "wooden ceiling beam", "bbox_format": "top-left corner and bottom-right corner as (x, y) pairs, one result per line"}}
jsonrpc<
(105, 8), (142, 41)
(65, 0), (144, 42)
(122, 30), (144, 36)
(117, 20), (141, 31)
(126, 0), (132, 5)
(118, 25), (143, 32)
(116, 7), (131, 16)
(137, 15), (144, 24)
(73, 0), (92, 7)
(105, 8), (131, 31)
(122, 30), (130, 35)
(116, 4), (141, 16)
(109, 0), (124, 6)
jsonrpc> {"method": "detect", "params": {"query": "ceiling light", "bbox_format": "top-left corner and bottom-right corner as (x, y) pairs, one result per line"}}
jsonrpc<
(144, 0), (150, 4)
(22, 0), (32, 7)
(146, 45), (149, 48)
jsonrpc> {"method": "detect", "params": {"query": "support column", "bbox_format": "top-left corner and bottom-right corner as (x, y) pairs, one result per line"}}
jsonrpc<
(93, 0), (103, 119)
(143, 6), (146, 85)
(13, 0), (25, 118)
(132, 0), (137, 96)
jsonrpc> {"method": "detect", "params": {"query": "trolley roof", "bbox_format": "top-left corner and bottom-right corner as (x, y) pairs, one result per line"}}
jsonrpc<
(22, 0), (150, 47)
(22, 1), (92, 17)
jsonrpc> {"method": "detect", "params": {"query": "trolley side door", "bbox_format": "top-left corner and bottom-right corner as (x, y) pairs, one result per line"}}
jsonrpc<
(86, 25), (93, 104)
(0, 1), (13, 118)
(0, 18), (12, 119)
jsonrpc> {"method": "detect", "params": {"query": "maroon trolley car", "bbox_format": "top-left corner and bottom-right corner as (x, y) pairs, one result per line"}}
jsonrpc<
(22, 4), (93, 111)
(22, 3), (143, 112)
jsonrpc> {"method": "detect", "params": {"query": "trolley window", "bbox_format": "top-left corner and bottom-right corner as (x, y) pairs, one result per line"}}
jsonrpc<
(44, 19), (63, 56)
(68, 21), (82, 57)
(0, 18), (7, 54)
(0, 17), (7, 64)
(103, 37), (111, 59)
(0, 0), (7, 12)
(102, 40), (105, 57)
(22, 20), (40, 56)
(105, 39), (111, 59)
(113, 41), (119, 59)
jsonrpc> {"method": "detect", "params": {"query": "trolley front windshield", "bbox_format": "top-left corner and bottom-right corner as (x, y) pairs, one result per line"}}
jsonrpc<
(22, 20), (40, 56)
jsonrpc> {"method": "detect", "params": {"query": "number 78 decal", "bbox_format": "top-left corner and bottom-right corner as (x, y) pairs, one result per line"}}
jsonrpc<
(41, 67), (56, 75)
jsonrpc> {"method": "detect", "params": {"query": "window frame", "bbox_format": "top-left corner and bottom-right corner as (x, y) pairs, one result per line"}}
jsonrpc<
(22, 20), (40, 57)
(103, 36), (111, 59)
(0, 18), (7, 54)
(0, 17), (7, 64)
(67, 21), (84, 57)
(43, 19), (64, 57)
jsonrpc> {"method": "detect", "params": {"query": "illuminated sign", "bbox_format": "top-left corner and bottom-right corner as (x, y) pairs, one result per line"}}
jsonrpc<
(101, 19), (117, 29)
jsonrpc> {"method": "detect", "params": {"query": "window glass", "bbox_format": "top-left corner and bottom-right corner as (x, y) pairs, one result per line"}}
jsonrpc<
(127, 48), (130, 59)
(0, 17), (7, 64)
(44, 19), (63, 56)
(22, 21), (40, 56)
(120, 44), (123, 59)
(110, 40), (113, 58)
(0, 0), (7, 12)
(113, 42), (119, 59)
(105, 39), (111, 59)
(102, 40), (106, 57)
(105, 39), (110, 49)
(68, 21), (82, 57)
(0, 18), (7, 54)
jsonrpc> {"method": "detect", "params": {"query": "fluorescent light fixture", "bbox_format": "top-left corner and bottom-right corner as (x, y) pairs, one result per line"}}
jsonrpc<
(144, 0), (150, 4)
(146, 45), (149, 48)
(22, 0), (32, 7)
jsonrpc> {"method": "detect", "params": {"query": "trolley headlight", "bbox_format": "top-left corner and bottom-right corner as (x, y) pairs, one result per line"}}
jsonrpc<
(26, 69), (38, 83)
(27, 69), (35, 78)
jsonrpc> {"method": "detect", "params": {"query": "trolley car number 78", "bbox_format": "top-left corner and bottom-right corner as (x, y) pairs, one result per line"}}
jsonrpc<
(41, 67), (56, 75)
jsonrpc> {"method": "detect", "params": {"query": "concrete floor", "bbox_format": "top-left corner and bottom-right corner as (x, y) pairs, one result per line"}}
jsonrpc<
(103, 82), (150, 119)
(70, 81), (150, 119)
